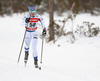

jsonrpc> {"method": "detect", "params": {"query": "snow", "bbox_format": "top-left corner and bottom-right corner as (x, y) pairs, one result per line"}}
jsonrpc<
(0, 13), (100, 81)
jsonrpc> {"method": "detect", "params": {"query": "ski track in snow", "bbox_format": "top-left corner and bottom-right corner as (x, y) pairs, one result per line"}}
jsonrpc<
(0, 13), (100, 81)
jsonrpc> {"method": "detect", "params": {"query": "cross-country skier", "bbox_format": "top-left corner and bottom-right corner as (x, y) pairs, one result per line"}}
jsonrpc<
(20, 6), (46, 67)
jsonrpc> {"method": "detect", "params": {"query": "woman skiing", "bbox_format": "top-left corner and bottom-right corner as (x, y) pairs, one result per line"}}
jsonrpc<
(21, 6), (46, 67)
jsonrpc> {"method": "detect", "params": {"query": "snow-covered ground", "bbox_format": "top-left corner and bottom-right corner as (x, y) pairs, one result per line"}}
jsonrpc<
(0, 13), (100, 81)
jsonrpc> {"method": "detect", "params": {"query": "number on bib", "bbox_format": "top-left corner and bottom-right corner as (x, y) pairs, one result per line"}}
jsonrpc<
(30, 23), (36, 27)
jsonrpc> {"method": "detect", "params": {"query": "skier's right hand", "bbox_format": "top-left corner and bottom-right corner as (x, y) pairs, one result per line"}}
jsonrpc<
(25, 18), (30, 23)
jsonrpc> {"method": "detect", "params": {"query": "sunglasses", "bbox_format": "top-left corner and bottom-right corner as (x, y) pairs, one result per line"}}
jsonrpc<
(29, 10), (36, 13)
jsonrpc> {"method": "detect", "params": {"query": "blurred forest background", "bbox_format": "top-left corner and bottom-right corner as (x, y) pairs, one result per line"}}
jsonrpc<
(0, 0), (100, 16)
(0, 0), (100, 42)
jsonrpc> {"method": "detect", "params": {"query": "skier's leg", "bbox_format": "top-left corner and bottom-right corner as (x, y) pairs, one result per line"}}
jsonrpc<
(32, 31), (38, 66)
(32, 36), (38, 60)
(24, 32), (31, 61)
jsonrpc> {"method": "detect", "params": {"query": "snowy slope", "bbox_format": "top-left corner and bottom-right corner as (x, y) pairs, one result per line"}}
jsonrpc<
(0, 13), (100, 81)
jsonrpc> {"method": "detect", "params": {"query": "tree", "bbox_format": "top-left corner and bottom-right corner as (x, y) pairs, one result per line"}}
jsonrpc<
(48, 0), (54, 41)
(0, 2), (2, 15)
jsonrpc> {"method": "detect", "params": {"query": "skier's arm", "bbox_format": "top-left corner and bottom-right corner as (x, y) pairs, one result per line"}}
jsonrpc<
(39, 17), (46, 29)
(20, 16), (26, 26)
(20, 14), (30, 26)
(20, 20), (25, 26)
(39, 17), (46, 35)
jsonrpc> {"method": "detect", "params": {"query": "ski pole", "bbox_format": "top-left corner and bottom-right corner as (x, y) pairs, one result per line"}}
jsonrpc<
(17, 29), (27, 64)
(40, 35), (44, 63)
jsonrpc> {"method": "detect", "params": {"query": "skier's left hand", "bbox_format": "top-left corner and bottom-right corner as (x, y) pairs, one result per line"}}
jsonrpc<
(42, 28), (46, 36)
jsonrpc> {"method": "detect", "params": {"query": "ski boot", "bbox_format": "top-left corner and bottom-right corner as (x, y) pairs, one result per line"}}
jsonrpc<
(24, 51), (29, 67)
(34, 60), (38, 68)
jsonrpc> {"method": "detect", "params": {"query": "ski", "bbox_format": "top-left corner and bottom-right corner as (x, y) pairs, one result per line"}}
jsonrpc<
(24, 62), (41, 70)
(35, 65), (41, 70)
(24, 60), (27, 67)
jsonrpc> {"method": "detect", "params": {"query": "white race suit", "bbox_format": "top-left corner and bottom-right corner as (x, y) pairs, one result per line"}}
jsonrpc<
(21, 13), (46, 60)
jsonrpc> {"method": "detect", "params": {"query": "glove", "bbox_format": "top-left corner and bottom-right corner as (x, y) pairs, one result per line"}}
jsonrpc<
(42, 28), (46, 36)
(25, 18), (30, 23)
